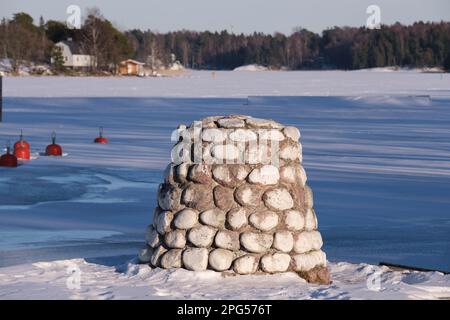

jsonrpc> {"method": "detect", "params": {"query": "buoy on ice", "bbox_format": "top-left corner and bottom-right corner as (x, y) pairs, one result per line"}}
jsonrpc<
(94, 127), (109, 144)
(14, 130), (30, 160)
(0, 142), (18, 167)
(45, 132), (63, 156)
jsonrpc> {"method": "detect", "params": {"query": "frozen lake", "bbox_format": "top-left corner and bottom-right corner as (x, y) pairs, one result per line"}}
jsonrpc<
(0, 71), (449, 272)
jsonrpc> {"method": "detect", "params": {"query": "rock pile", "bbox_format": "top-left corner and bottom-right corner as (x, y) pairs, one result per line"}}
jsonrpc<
(139, 115), (331, 284)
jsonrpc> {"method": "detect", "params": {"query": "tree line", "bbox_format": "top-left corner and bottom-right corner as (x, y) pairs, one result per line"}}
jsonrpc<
(1, 10), (449, 74)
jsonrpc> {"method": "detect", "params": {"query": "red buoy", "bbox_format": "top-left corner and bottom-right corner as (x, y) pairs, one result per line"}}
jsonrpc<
(45, 132), (63, 156)
(0, 144), (18, 167)
(94, 127), (109, 144)
(14, 130), (30, 151)
(14, 130), (31, 160)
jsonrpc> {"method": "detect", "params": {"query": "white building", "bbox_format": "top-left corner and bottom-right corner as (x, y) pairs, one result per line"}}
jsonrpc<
(52, 40), (94, 69)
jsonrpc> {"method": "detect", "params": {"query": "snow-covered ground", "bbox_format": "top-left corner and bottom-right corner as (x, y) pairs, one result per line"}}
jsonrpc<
(0, 71), (449, 299)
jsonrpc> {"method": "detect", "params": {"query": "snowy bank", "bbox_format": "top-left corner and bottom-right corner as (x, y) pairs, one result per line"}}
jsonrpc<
(0, 257), (449, 300)
(234, 64), (269, 71)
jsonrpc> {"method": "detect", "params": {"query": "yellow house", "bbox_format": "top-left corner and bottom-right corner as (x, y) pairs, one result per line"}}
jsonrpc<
(118, 59), (145, 76)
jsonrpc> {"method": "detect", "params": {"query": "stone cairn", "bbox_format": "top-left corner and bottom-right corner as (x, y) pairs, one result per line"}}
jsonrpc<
(139, 115), (331, 284)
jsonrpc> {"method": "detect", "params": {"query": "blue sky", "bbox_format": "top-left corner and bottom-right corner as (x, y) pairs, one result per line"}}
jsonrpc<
(1, 0), (449, 34)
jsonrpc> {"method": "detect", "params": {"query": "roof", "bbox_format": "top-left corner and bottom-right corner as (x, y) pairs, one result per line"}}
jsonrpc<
(120, 59), (145, 65)
(57, 40), (85, 55)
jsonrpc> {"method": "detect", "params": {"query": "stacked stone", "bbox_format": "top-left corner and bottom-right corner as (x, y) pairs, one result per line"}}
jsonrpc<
(139, 115), (330, 284)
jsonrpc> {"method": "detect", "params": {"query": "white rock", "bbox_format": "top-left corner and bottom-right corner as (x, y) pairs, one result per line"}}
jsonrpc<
(187, 225), (217, 247)
(145, 225), (161, 248)
(214, 230), (240, 251)
(157, 184), (180, 211)
(171, 142), (191, 164)
(160, 249), (182, 268)
(211, 144), (240, 161)
(305, 185), (314, 208)
(182, 248), (209, 271)
(283, 126), (301, 141)
(173, 208), (198, 229)
(248, 211), (279, 231)
(208, 249), (234, 271)
(234, 185), (261, 207)
(138, 246), (153, 263)
(175, 163), (189, 182)
(246, 118), (282, 129)
(164, 230), (186, 248)
(292, 250), (327, 272)
(217, 118), (245, 128)
(279, 165), (307, 186)
(284, 210), (305, 231)
(272, 230), (294, 252)
(200, 209), (226, 228)
(293, 231), (323, 254)
(260, 253), (291, 273)
(246, 143), (269, 164)
(150, 245), (168, 267)
(304, 208), (318, 230)
(259, 130), (285, 141)
(226, 208), (248, 230)
(229, 129), (257, 142)
(263, 188), (294, 211)
(248, 165), (280, 185)
(202, 128), (226, 143)
(155, 211), (174, 235)
(233, 255), (259, 274)
(280, 144), (300, 161)
(240, 232), (273, 253)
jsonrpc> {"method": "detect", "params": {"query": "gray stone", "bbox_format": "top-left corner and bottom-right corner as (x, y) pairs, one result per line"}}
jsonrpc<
(233, 255), (259, 274)
(188, 164), (212, 184)
(182, 248), (209, 271)
(283, 126), (301, 141)
(150, 245), (168, 267)
(188, 225), (217, 247)
(212, 165), (248, 187)
(202, 128), (226, 143)
(240, 232), (273, 253)
(292, 250), (327, 272)
(173, 208), (199, 229)
(214, 230), (240, 251)
(217, 118), (245, 128)
(164, 229), (187, 248)
(226, 207), (248, 231)
(145, 224), (161, 248)
(138, 246), (153, 263)
(158, 184), (182, 211)
(272, 230), (294, 252)
(213, 185), (235, 211)
(283, 210), (305, 231)
(248, 165), (280, 185)
(263, 188), (294, 211)
(279, 165), (307, 186)
(248, 211), (279, 231)
(258, 129), (285, 141)
(155, 210), (174, 235)
(160, 249), (183, 268)
(229, 129), (257, 142)
(234, 185), (262, 207)
(246, 117), (283, 129)
(182, 184), (214, 211)
(304, 208), (318, 230)
(200, 209), (226, 228)
(208, 249), (234, 271)
(280, 144), (300, 161)
(260, 253), (291, 273)
(293, 231), (323, 254)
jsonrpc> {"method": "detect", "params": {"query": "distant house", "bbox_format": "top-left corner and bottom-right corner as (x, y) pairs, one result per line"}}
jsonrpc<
(52, 39), (94, 69)
(118, 59), (145, 76)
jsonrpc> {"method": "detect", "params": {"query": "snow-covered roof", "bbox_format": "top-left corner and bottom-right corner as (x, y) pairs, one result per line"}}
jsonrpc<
(120, 59), (145, 65)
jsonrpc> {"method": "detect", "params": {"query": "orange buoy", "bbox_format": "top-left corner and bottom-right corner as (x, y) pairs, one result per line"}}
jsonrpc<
(94, 127), (109, 144)
(45, 132), (63, 156)
(14, 130), (31, 160)
(0, 143), (18, 167)
(14, 130), (30, 151)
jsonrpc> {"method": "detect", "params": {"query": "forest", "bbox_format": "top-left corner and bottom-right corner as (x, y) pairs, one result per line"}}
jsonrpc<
(1, 9), (449, 73)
